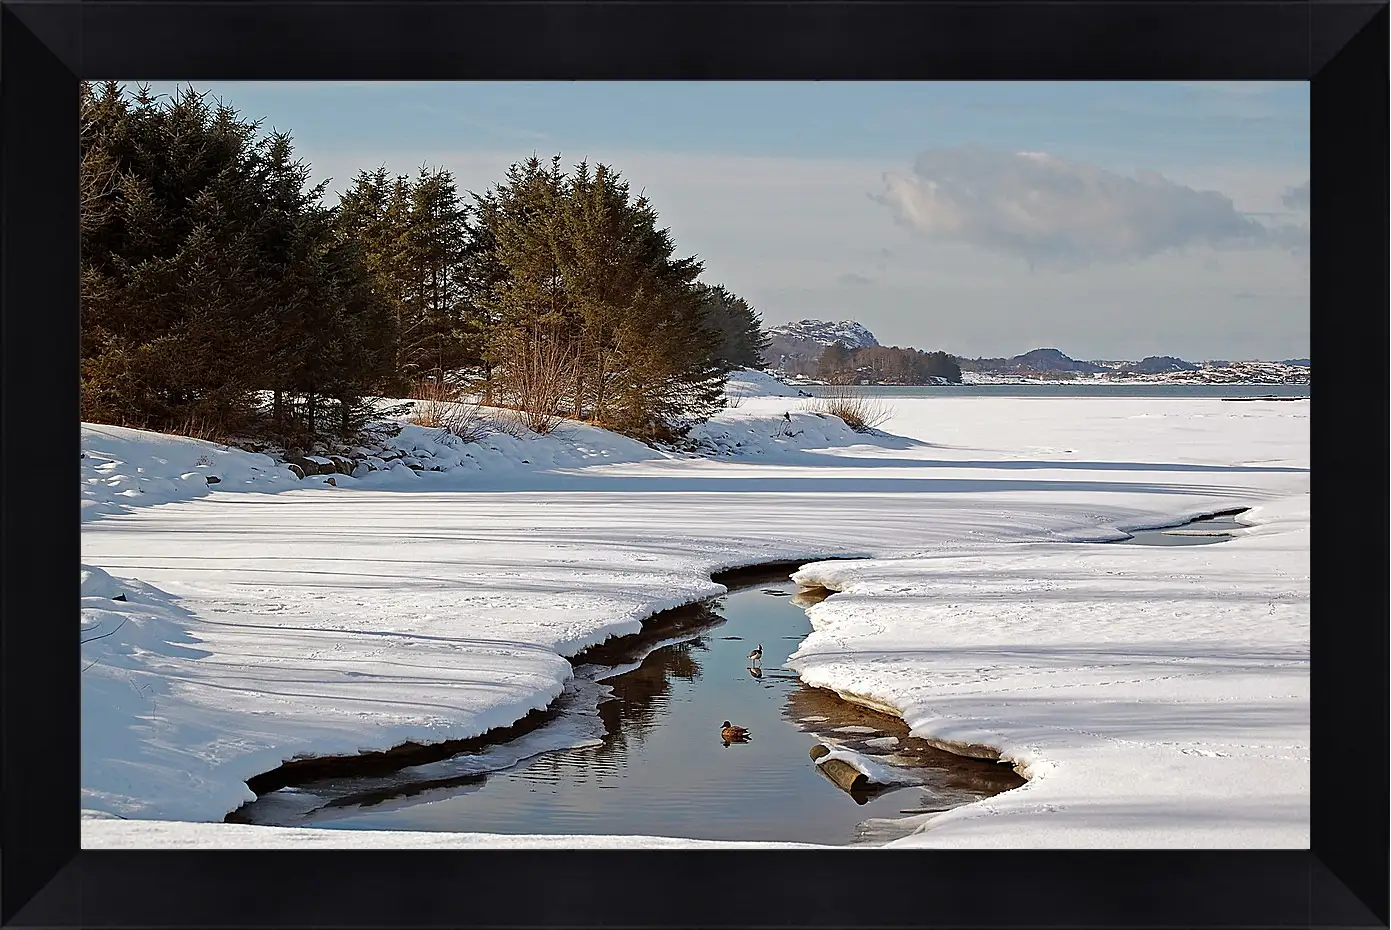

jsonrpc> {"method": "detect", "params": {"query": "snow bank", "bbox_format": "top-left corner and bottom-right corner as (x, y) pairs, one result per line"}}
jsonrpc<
(788, 516), (1309, 848)
(82, 423), (300, 521)
(81, 394), (1308, 847)
(684, 409), (897, 459)
(349, 417), (663, 489)
(724, 368), (810, 399)
(80, 560), (575, 821)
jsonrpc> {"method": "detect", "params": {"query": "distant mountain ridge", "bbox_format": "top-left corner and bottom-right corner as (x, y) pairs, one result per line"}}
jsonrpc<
(760, 319), (1307, 385)
(1012, 348), (1107, 374)
(959, 349), (1308, 385)
(1123, 356), (1200, 375)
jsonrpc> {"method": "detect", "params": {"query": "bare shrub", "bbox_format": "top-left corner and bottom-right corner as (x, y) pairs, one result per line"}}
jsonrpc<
(168, 413), (233, 447)
(495, 332), (577, 436)
(814, 386), (893, 433)
(436, 400), (491, 445)
(407, 372), (491, 444)
(489, 411), (534, 440)
(407, 375), (460, 428)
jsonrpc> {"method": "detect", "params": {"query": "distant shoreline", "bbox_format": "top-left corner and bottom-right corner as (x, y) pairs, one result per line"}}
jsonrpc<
(785, 381), (1311, 397)
(782, 377), (1311, 388)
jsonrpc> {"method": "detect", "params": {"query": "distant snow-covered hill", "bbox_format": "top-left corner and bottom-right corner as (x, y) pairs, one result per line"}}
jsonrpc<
(1122, 356), (1200, 375)
(765, 320), (880, 373)
(767, 319), (878, 351)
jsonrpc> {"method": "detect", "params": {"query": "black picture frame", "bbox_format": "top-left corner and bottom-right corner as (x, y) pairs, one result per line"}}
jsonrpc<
(2, 1), (1386, 927)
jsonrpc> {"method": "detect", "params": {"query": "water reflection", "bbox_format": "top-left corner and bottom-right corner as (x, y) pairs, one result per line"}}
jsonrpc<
(233, 574), (1024, 844)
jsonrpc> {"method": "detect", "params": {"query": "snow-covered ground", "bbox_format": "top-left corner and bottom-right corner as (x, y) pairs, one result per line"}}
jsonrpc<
(81, 370), (1309, 847)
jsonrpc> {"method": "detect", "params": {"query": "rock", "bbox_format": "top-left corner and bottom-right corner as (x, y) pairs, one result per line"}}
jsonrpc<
(302, 455), (337, 475)
(287, 463), (306, 480)
(325, 477), (337, 487)
(327, 454), (354, 475)
(112, 593), (127, 602)
(351, 462), (372, 479)
(407, 463), (424, 471)
(287, 456), (318, 476)
(205, 475), (221, 485)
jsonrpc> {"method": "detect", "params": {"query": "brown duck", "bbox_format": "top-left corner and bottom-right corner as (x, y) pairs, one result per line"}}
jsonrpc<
(720, 721), (751, 743)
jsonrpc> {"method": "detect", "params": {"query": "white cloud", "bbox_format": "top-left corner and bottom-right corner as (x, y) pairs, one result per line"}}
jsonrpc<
(875, 146), (1291, 269)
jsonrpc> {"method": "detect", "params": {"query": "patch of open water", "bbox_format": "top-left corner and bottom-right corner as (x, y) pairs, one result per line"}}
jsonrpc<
(1113, 508), (1250, 546)
(232, 575), (1023, 845)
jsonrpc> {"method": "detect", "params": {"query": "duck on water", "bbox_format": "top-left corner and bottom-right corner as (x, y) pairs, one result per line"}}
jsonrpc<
(720, 721), (752, 746)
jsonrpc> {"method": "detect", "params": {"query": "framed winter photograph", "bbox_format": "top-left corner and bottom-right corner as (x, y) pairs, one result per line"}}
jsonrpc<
(2, 1), (1385, 928)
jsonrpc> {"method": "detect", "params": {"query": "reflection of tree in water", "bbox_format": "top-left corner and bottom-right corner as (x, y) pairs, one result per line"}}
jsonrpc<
(508, 638), (708, 787)
(599, 640), (705, 750)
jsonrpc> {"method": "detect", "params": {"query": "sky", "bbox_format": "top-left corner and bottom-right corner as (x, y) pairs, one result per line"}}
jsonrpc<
(138, 81), (1310, 361)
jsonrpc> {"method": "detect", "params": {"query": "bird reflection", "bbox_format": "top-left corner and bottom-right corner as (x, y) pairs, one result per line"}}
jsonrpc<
(746, 665), (763, 679)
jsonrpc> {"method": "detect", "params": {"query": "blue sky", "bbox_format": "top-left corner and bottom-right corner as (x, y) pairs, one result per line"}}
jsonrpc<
(139, 81), (1310, 360)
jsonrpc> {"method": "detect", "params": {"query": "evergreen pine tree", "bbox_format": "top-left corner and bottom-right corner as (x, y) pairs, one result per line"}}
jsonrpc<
(695, 283), (769, 370)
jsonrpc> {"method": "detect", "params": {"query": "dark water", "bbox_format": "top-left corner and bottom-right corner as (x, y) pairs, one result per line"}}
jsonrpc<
(1114, 509), (1249, 547)
(235, 580), (1023, 845)
(800, 383), (1310, 399)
